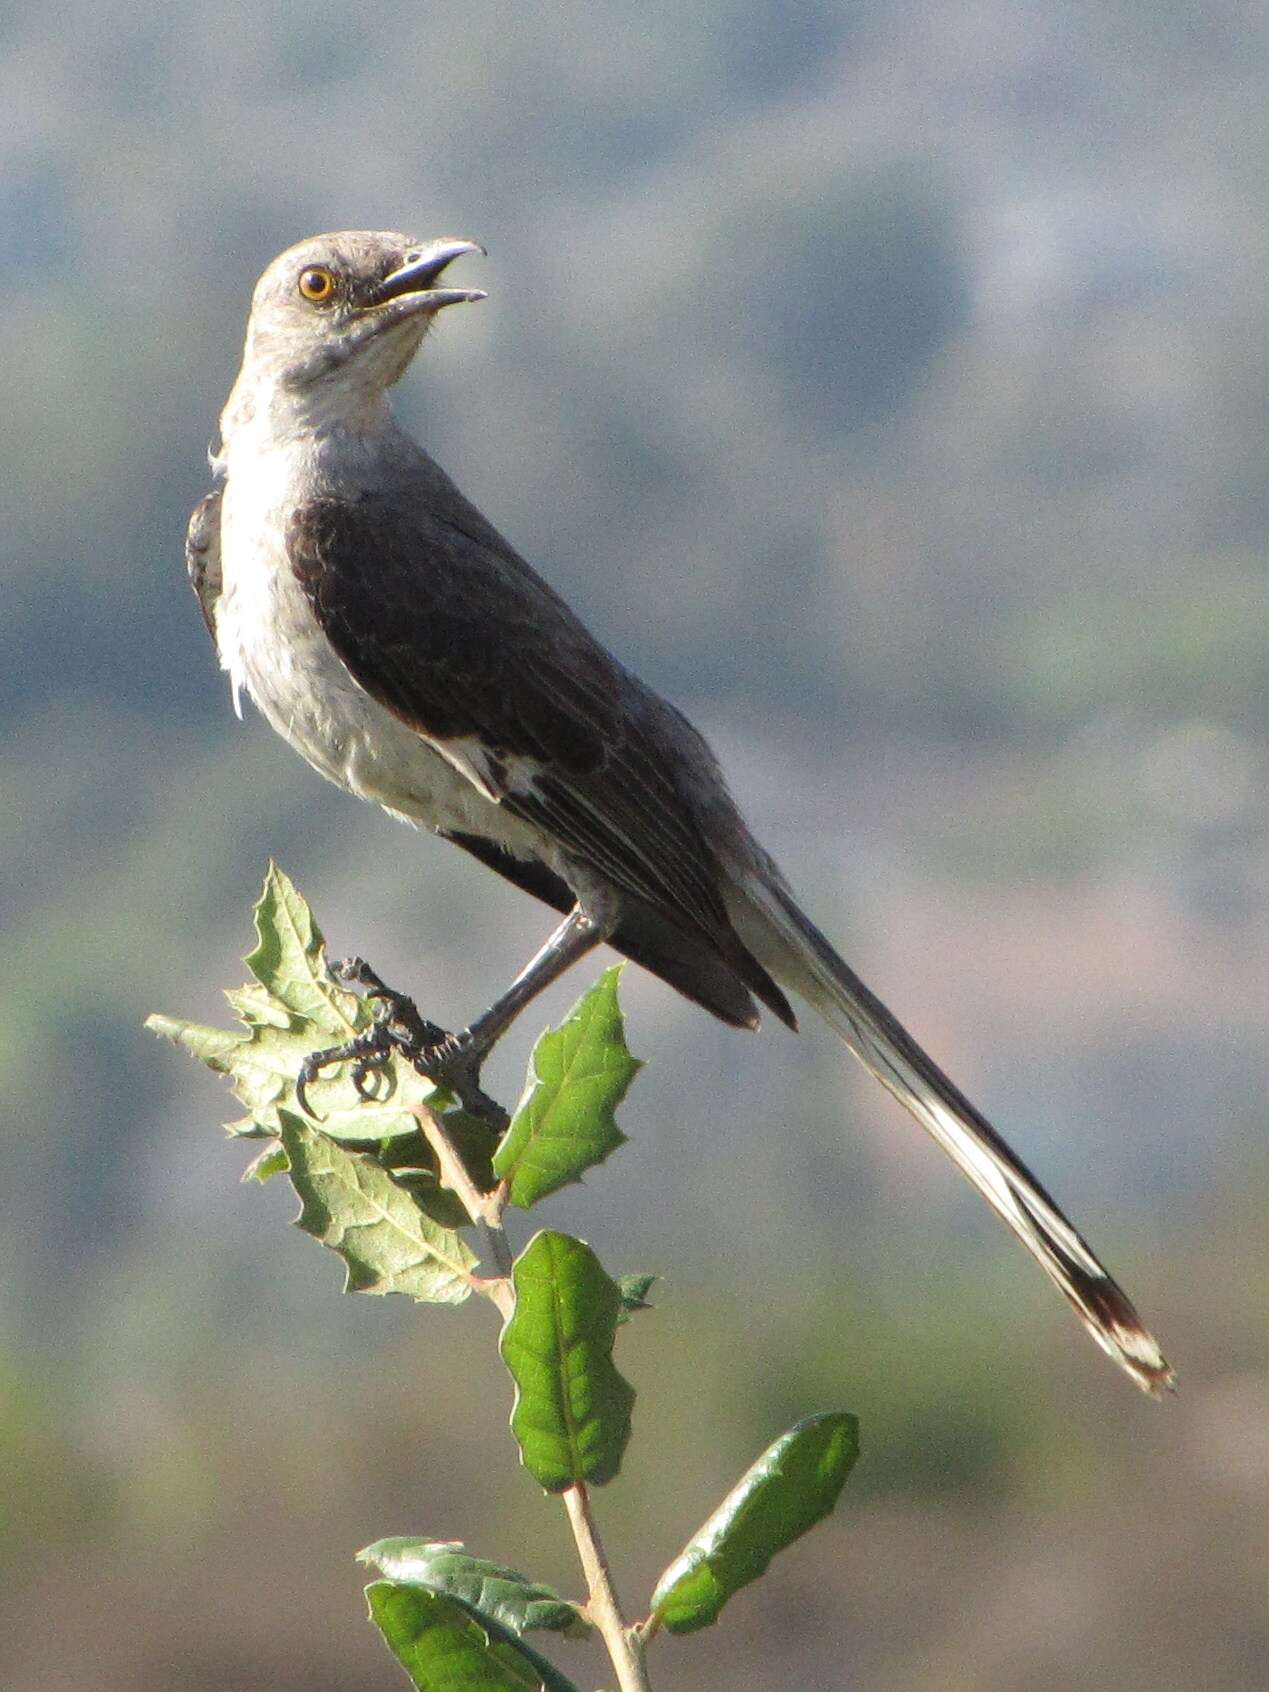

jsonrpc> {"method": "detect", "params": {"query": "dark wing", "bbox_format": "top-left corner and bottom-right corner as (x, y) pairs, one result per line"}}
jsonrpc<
(286, 483), (793, 1028)
(186, 489), (223, 641)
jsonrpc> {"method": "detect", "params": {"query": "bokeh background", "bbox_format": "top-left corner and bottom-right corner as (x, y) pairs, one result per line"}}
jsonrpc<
(5, 2), (1269, 1687)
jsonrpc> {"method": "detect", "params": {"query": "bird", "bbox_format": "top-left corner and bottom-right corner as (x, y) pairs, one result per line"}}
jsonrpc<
(190, 229), (1171, 1395)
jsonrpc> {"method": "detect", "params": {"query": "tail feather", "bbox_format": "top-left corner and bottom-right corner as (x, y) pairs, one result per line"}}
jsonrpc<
(731, 875), (1173, 1396)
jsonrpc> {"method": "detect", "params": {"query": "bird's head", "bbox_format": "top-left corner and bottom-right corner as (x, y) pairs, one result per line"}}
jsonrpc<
(230, 230), (485, 427)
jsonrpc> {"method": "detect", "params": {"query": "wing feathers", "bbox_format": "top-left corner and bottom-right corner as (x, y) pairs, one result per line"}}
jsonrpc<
(284, 487), (784, 1014)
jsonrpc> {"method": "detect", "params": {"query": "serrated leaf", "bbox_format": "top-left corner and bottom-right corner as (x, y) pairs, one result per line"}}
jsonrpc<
(367, 1581), (581, 1692)
(243, 861), (340, 1025)
(650, 1411), (860, 1633)
(146, 864), (464, 1145)
(615, 1274), (656, 1324)
(280, 1111), (475, 1306)
(388, 1168), (473, 1231)
(144, 1015), (248, 1069)
(358, 1538), (588, 1638)
(493, 967), (640, 1209)
(499, 1231), (634, 1491)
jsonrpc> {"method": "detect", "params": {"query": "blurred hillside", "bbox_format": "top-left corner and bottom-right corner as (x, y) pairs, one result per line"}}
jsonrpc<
(4, 0), (1269, 1687)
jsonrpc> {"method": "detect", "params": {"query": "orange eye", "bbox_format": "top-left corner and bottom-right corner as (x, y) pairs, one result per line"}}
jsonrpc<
(298, 266), (335, 303)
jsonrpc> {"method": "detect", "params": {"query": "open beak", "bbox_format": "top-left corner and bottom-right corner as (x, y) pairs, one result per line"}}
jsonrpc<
(364, 238), (487, 317)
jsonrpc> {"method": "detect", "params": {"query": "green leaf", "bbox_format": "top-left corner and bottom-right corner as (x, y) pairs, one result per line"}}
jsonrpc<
(358, 1538), (588, 1638)
(493, 967), (640, 1208)
(650, 1411), (860, 1633)
(144, 1016), (246, 1068)
(387, 1167), (472, 1231)
(500, 1231), (635, 1491)
(280, 1111), (475, 1306)
(243, 860), (339, 1027)
(241, 1144), (289, 1184)
(615, 1274), (656, 1324)
(367, 1581), (581, 1692)
(145, 863), (453, 1142)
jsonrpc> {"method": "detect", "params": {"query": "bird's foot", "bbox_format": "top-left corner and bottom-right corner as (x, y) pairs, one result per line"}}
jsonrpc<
(296, 958), (507, 1129)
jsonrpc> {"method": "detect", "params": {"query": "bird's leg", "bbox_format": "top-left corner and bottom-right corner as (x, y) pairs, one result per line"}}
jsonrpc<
(296, 906), (609, 1124)
(452, 903), (608, 1068)
(391, 905), (608, 1124)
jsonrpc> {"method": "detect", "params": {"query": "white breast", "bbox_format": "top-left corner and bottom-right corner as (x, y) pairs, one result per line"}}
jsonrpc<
(213, 437), (538, 853)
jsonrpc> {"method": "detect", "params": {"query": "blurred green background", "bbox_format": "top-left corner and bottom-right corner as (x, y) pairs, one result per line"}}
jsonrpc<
(5, 1), (1269, 1687)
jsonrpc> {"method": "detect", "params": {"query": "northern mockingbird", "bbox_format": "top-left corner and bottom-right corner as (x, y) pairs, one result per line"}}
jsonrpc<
(190, 229), (1170, 1394)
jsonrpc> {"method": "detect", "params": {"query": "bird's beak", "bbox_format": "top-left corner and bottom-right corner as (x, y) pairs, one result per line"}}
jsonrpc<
(363, 238), (487, 319)
(302, 237), (486, 380)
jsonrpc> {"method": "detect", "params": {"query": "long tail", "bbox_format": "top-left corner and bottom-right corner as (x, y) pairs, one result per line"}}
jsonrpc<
(729, 873), (1172, 1396)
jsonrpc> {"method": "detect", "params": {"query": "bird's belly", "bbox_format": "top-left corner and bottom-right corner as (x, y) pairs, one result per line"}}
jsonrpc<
(216, 495), (512, 841)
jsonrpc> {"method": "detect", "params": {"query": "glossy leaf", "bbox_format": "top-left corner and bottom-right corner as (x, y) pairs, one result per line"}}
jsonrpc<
(500, 1231), (634, 1491)
(358, 1538), (587, 1638)
(651, 1411), (860, 1633)
(366, 1581), (580, 1692)
(493, 968), (639, 1208)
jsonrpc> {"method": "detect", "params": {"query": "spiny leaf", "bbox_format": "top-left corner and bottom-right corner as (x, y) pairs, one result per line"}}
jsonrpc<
(247, 1109), (498, 1223)
(650, 1411), (860, 1633)
(500, 1230), (634, 1492)
(280, 1111), (475, 1306)
(493, 967), (639, 1209)
(366, 1581), (581, 1692)
(243, 861), (340, 1027)
(144, 1016), (246, 1069)
(358, 1538), (588, 1638)
(146, 863), (470, 1146)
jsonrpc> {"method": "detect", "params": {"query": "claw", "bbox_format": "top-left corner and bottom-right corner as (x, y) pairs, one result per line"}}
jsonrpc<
(351, 1057), (387, 1100)
(295, 959), (510, 1131)
(296, 1054), (332, 1118)
(295, 1022), (395, 1117)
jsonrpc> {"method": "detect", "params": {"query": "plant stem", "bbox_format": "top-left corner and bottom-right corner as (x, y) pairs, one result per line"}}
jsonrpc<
(414, 1102), (651, 1689)
(414, 1104), (514, 1302)
(564, 1482), (651, 1692)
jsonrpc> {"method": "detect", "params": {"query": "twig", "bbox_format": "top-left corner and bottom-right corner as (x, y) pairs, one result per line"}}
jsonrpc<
(413, 1103), (652, 1690)
(564, 1482), (651, 1692)
(414, 1104), (514, 1305)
